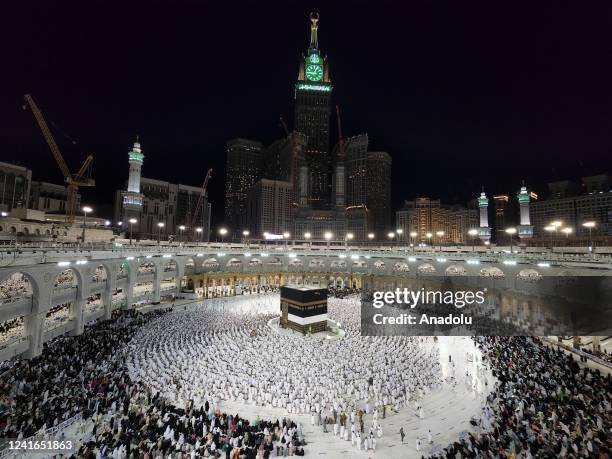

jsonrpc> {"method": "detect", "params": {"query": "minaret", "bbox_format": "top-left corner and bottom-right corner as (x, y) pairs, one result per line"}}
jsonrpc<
(122, 138), (144, 212)
(477, 189), (491, 242)
(127, 140), (144, 194)
(517, 182), (534, 239)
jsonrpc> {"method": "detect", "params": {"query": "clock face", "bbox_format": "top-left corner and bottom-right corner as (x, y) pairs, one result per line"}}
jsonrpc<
(305, 64), (323, 81)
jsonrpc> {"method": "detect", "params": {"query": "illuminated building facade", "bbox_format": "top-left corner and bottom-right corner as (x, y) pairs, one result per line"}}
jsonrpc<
(264, 131), (307, 185)
(30, 181), (81, 214)
(395, 197), (477, 244)
(246, 179), (295, 237)
(0, 162), (32, 213)
(225, 139), (264, 234)
(294, 13), (332, 210)
(115, 141), (210, 241)
(366, 152), (392, 234)
(343, 134), (369, 207)
(530, 175), (612, 238)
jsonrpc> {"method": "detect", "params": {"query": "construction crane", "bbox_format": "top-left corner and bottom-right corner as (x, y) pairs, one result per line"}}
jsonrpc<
(23, 94), (95, 223)
(279, 117), (298, 192)
(188, 168), (213, 240)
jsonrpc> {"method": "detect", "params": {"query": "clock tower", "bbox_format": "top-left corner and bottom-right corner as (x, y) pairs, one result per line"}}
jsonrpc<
(295, 12), (332, 209)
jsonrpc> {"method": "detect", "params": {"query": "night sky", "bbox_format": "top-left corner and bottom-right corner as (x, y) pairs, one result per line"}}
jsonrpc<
(2, 1), (612, 223)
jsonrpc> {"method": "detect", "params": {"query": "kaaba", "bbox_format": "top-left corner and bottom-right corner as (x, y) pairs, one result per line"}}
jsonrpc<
(280, 286), (328, 334)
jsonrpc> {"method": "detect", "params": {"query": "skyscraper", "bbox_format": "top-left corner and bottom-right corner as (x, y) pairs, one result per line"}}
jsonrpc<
(343, 134), (369, 207)
(246, 179), (294, 237)
(263, 131), (307, 185)
(366, 151), (392, 234)
(224, 139), (264, 233)
(294, 13), (332, 209)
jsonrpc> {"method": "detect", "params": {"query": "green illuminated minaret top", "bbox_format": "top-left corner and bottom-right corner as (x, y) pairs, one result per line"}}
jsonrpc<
(128, 139), (144, 163)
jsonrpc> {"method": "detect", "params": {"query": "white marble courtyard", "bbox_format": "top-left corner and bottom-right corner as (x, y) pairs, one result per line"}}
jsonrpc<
(124, 294), (495, 458)
(218, 336), (493, 458)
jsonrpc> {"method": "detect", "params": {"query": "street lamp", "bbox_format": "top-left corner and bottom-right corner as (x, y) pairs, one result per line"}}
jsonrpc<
(242, 230), (250, 245)
(505, 227), (517, 253)
(129, 218), (137, 244)
(367, 233), (375, 241)
(468, 228), (478, 253)
(104, 220), (111, 227)
(582, 221), (596, 250)
(345, 232), (354, 247)
(435, 230), (444, 251)
(219, 227), (228, 243)
(81, 206), (93, 243)
(425, 232), (433, 248)
(157, 222), (165, 243)
(396, 228), (404, 243)
(304, 232), (311, 240)
(387, 232), (395, 244)
(196, 227), (203, 242)
(561, 227), (572, 239)
(0, 212), (8, 217)
(178, 225), (185, 243)
(544, 225), (556, 248)
(324, 232), (333, 246)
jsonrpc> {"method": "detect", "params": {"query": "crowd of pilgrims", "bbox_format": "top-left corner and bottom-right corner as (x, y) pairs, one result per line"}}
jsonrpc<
(0, 308), (306, 458)
(0, 281), (609, 457)
(437, 336), (612, 458)
(0, 273), (31, 301)
(126, 294), (442, 439)
(0, 318), (23, 347)
(0, 296), (105, 349)
(326, 286), (359, 299)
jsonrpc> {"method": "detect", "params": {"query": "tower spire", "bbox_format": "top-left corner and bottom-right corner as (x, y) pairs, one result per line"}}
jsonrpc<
(309, 12), (319, 53)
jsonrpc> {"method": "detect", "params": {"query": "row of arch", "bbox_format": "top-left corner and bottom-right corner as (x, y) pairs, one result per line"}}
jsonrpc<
(0, 255), (546, 308)
(195, 257), (542, 280)
(0, 258), (181, 303)
(0, 226), (69, 236)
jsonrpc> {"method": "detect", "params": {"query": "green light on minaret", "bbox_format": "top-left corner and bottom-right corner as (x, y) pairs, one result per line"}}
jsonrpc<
(518, 186), (530, 202)
(129, 142), (144, 163)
